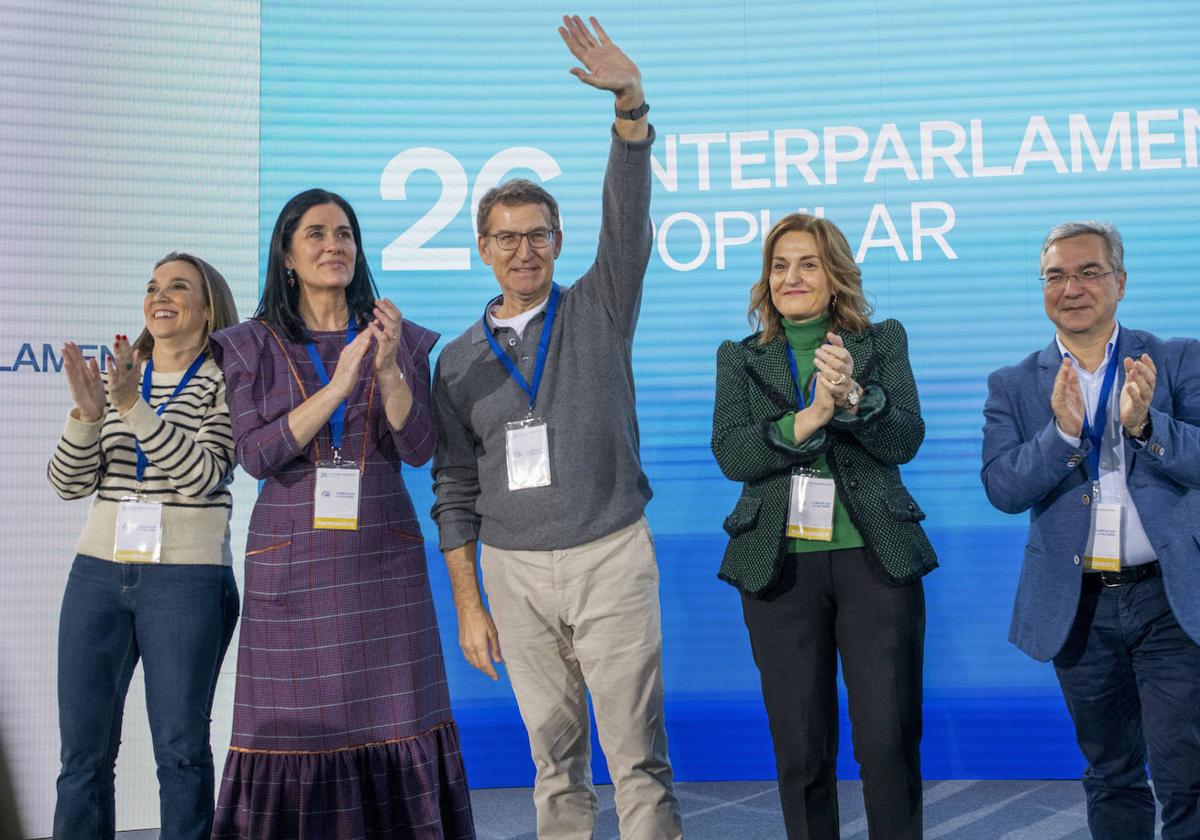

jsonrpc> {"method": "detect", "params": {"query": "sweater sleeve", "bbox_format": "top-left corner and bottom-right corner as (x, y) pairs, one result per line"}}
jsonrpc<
(47, 411), (104, 499)
(117, 364), (235, 497)
(430, 352), (483, 552)
(572, 126), (656, 339)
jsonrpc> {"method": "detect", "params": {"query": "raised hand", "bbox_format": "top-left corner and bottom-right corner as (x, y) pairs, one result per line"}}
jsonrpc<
(62, 341), (106, 422)
(1120, 353), (1156, 437)
(558, 15), (643, 106)
(107, 334), (141, 414)
(1051, 356), (1085, 438)
(328, 326), (373, 400)
(369, 298), (404, 377)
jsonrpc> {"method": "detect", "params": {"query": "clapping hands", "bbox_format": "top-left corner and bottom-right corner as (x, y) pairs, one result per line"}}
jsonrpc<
(1120, 353), (1156, 437)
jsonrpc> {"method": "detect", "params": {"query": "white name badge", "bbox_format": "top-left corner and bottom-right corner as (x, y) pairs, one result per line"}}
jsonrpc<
(787, 473), (836, 541)
(314, 464), (360, 530)
(1084, 501), (1122, 572)
(114, 498), (163, 563)
(505, 417), (552, 491)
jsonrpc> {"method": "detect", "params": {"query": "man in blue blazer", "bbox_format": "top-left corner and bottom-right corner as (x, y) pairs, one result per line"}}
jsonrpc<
(982, 221), (1200, 840)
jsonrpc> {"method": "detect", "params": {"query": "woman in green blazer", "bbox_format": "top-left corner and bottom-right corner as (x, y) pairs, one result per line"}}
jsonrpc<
(711, 213), (937, 840)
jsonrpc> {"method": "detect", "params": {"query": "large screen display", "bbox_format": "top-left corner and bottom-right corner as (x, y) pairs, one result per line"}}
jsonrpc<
(3, 1), (1198, 832)
(259, 1), (1199, 787)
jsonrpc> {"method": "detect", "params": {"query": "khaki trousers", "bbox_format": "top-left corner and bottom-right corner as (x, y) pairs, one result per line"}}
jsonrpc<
(481, 517), (682, 840)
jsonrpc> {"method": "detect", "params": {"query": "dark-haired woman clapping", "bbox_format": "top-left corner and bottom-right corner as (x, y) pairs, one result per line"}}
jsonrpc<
(209, 189), (474, 839)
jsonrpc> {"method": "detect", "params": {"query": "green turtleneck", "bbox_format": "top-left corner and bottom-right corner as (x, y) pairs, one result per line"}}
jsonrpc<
(775, 315), (865, 554)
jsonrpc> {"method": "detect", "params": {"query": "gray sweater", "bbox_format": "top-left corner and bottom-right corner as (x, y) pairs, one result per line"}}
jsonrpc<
(431, 127), (655, 552)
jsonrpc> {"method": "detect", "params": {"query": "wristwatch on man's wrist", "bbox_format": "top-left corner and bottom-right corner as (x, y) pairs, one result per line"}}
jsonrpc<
(1130, 415), (1152, 442)
(615, 100), (650, 121)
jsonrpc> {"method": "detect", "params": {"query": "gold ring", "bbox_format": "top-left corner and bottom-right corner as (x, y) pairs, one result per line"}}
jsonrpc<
(832, 373), (846, 385)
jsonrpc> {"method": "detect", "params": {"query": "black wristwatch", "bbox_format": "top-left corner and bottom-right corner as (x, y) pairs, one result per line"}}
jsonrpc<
(615, 100), (650, 121)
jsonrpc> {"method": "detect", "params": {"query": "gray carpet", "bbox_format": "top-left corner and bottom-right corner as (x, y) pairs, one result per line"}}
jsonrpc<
(99, 779), (1165, 839)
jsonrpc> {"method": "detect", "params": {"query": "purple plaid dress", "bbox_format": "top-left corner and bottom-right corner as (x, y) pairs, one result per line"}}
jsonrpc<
(209, 318), (474, 840)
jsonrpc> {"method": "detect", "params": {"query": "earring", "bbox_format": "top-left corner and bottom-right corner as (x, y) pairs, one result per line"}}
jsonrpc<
(830, 292), (838, 310)
(286, 268), (296, 287)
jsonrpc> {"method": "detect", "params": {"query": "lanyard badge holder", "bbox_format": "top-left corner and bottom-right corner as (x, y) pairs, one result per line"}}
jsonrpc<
(1080, 352), (1123, 572)
(788, 467), (836, 541)
(308, 321), (362, 530)
(485, 284), (560, 491)
(114, 352), (206, 563)
(783, 346), (836, 541)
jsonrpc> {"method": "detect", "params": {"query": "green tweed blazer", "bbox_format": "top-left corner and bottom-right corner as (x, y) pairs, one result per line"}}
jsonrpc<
(711, 318), (938, 595)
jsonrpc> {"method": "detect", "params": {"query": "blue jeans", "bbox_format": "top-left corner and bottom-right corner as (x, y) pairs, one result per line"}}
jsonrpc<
(54, 555), (239, 840)
(1053, 573), (1200, 840)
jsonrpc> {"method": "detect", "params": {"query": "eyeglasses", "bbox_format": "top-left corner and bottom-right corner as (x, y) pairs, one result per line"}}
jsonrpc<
(486, 228), (557, 251)
(1040, 269), (1114, 289)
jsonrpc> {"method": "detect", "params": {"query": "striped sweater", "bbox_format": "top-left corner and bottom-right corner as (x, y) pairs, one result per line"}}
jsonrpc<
(47, 355), (235, 565)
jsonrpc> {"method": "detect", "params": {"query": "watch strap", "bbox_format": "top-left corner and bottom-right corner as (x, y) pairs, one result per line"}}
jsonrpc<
(615, 100), (650, 121)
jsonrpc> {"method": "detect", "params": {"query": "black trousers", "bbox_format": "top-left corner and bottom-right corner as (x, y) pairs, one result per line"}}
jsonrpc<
(741, 547), (925, 840)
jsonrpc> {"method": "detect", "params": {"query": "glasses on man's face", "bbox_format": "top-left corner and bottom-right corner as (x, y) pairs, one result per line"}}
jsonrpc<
(488, 228), (557, 251)
(1040, 269), (1115, 290)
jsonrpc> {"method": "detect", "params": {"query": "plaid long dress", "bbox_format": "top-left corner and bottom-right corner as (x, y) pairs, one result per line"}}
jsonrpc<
(209, 318), (474, 839)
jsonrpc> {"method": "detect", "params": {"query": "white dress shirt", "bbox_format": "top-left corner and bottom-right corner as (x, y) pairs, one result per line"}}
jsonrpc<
(1055, 323), (1156, 566)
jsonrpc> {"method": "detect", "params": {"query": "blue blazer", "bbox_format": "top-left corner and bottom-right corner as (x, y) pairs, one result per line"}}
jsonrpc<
(981, 326), (1200, 661)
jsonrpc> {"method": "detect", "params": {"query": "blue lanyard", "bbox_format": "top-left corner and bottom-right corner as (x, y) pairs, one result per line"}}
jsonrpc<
(136, 352), (207, 483)
(1077, 348), (1120, 483)
(785, 345), (819, 410)
(482, 284), (560, 413)
(304, 318), (358, 453)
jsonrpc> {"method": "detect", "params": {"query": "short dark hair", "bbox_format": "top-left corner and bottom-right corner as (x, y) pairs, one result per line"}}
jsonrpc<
(256, 188), (379, 343)
(476, 179), (560, 235)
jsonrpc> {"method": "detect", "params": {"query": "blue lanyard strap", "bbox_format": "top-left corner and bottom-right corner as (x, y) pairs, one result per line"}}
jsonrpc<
(482, 283), (560, 413)
(304, 318), (358, 453)
(785, 345), (819, 410)
(1078, 349), (1120, 482)
(135, 351), (207, 483)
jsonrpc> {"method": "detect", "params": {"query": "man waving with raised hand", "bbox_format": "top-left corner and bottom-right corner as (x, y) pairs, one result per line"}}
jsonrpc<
(431, 15), (682, 840)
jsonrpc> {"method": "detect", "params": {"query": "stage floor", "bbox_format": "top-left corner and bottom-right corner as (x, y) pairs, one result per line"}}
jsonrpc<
(94, 778), (1162, 839)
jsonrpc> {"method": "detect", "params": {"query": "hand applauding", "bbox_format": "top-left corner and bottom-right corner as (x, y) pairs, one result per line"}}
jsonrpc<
(1120, 353), (1156, 437)
(369, 298), (405, 378)
(1051, 357), (1086, 438)
(106, 334), (141, 414)
(62, 341), (107, 423)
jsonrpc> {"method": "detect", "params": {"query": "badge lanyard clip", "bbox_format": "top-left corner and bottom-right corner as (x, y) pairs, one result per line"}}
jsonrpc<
(482, 283), (560, 415)
(134, 352), (207, 496)
(305, 318), (358, 464)
(1078, 349), (1120, 501)
(785, 345), (819, 411)
(1076, 348), (1123, 570)
(484, 285), (561, 490)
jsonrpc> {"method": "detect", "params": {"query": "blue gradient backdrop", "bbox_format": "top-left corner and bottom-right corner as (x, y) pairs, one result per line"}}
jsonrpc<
(260, 1), (1200, 786)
